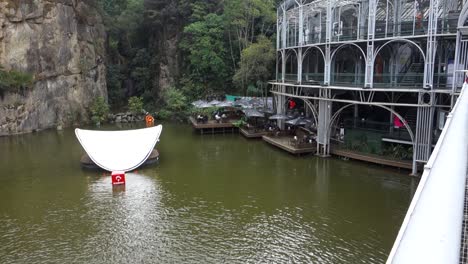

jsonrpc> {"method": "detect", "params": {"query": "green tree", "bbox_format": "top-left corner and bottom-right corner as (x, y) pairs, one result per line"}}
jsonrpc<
(188, 0), (222, 22)
(107, 64), (126, 107)
(90, 97), (110, 125)
(97, 0), (279, 111)
(99, 0), (152, 108)
(97, 0), (127, 16)
(163, 87), (187, 112)
(130, 48), (152, 98)
(181, 13), (229, 93)
(234, 35), (275, 94)
(224, 0), (276, 71)
(145, 0), (181, 24)
(128, 96), (144, 114)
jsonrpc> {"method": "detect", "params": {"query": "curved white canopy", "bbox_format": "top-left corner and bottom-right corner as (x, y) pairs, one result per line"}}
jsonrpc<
(75, 125), (163, 172)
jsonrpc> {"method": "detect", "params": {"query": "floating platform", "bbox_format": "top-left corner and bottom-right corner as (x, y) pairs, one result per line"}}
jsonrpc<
(189, 117), (238, 134)
(262, 135), (316, 155)
(239, 128), (268, 139)
(80, 149), (160, 170)
(330, 148), (412, 170)
(75, 126), (163, 172)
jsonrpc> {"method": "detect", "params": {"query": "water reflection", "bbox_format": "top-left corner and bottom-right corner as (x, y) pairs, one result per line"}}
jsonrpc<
(82, 173), (167, 262)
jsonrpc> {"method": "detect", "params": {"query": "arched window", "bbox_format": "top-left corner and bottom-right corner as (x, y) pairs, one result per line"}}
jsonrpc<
(304, 6), (326, 45)
(375, 0), (395, 38)
(285, 50), (298, 82)
(332, 3), (360, 41)
(302, 47), (325, 84)
(277, 53), (283, 80)
(331, 45), (366, 86)
(373, 40), (425, 88)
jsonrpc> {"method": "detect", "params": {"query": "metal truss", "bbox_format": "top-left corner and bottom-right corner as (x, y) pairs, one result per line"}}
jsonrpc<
(272, 0), (468, 174)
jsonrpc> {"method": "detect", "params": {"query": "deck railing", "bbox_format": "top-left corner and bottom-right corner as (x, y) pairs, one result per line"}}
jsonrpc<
(280, 16), (459, 49)
(387, 81), (468, 263)
(277, 73), (452, 89)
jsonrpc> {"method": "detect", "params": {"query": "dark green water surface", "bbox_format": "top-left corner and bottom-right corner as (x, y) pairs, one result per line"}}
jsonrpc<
(0, 123), (417, 263)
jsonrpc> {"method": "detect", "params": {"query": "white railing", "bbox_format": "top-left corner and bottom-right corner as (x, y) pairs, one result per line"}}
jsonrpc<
(387, 81), (468, 263)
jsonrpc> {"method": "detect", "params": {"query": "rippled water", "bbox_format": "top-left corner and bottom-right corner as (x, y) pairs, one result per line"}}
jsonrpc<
(0, 123), (417, 263)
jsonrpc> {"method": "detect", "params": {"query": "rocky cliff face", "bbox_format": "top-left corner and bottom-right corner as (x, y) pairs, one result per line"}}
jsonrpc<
(155, 28), (180, 93)
(143, 0), (184, 96)
(0, 0), (107, 136)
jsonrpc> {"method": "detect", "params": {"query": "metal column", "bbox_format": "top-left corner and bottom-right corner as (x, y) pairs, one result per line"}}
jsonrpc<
(317, 88), (332, 157)
(413, 92), (435, 175)
(298, 1), (304, 46)
(423, 0), (439, 89)
(411, 0), (439, 174)
(365, 0), (377, 88)
(298, 48), (303, 83)
(324, 0), (334, 85)
(282, 4), (287, 50)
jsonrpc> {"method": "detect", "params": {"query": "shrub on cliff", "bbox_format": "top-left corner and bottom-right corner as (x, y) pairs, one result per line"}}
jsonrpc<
(0, 68), (34, 96)
(90, 96), (110, 125)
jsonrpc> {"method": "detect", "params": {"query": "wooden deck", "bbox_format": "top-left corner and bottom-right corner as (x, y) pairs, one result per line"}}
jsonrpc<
(189, 117), (238, 134)
(262, 135), (316, 155)
(239, 128), (268, 139)
(330, 148), (413, 170)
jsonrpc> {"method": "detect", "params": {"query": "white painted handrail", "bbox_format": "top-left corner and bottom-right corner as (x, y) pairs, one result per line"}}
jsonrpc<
(387, 83), (468, 263)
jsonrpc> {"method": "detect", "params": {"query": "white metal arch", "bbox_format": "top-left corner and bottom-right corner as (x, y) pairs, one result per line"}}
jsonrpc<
(283, 96), (319, 126)
(326, 103), (415, 145)
(282, 0), (299, 11)
(277, 52), (283, 76)
(277, 50), (284, 63)
(285, 49), (298, 74)
(302, 46), (326, 63)
(373, 39), (426, 64)
(285, 48), (298, 61)
(338, 4), (359, 14)
(376, 0), (394, 9)
(303, 99), (319, 126)
(330, 43), (366, 63)
(278, 50), (285, 57)
(279, 2), (287, 13)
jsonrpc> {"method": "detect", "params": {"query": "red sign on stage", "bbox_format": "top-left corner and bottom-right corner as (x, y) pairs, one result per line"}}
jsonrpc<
(111, 171), (126, 185)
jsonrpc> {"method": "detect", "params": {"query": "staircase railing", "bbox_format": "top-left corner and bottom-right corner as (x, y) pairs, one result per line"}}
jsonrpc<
(397, 56), (415, 84)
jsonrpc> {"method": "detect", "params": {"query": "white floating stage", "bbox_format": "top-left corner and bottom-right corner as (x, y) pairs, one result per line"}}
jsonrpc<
(75, 125), (163, 172)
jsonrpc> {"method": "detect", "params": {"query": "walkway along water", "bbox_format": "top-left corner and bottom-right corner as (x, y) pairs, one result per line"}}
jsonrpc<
(387, 82), (468, 263)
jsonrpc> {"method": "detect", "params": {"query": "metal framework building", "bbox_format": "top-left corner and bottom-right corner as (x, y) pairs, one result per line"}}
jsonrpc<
(271, 0), (468, 174)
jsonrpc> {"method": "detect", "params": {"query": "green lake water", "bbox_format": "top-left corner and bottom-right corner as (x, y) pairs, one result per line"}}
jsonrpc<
(0, 123), (417, 263)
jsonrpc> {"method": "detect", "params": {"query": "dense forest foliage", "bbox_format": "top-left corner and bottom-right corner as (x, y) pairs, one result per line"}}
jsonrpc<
(96, 0), (278, 114)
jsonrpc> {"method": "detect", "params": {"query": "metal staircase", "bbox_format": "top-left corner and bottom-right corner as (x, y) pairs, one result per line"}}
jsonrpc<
(404, 109), (418, 130)
(400, 63), (425, 87)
